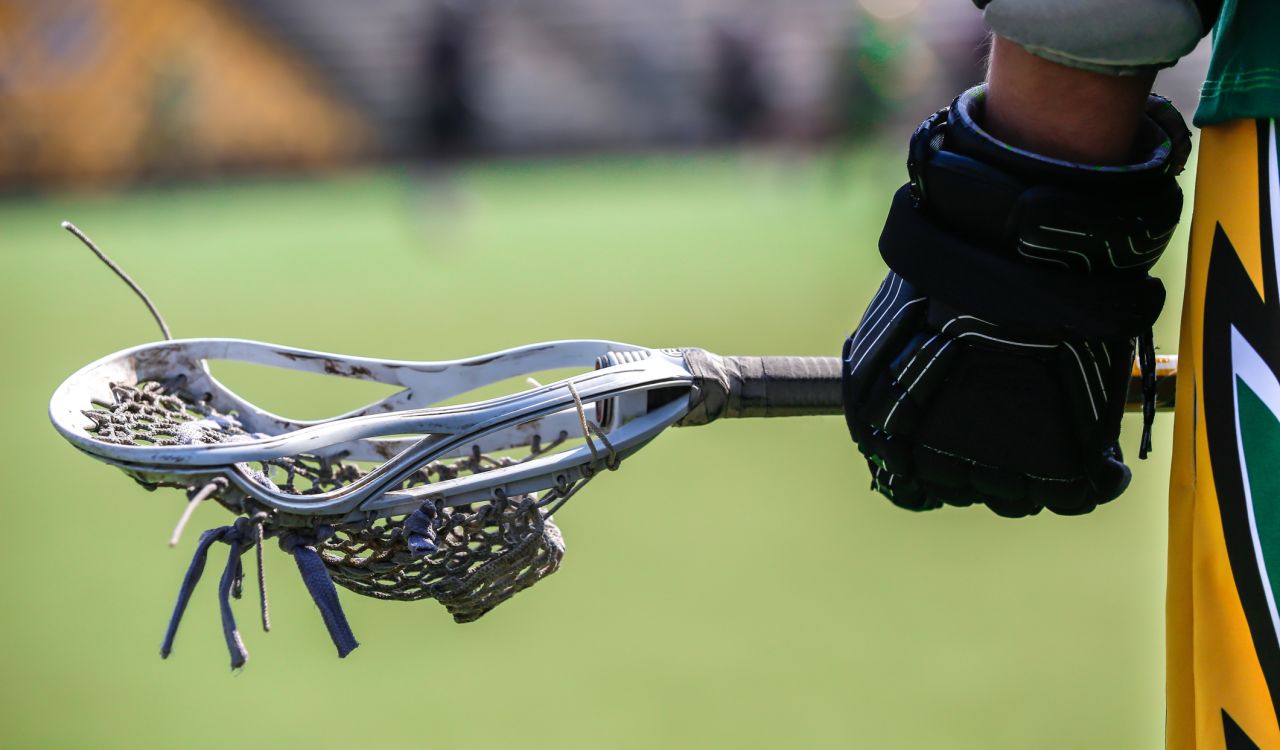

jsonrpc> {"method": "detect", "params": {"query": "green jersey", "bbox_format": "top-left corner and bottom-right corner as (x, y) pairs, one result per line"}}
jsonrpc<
(1196, 0), (1280, 125)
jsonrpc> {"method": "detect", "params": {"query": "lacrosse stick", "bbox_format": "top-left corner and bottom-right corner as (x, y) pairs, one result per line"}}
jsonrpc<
(50, 223), (1175, 668)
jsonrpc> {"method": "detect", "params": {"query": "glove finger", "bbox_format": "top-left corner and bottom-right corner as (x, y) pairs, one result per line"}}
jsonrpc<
(1056, 341), (1136, 511)
(923, 483), (978, 508)
(869, 330), (959, 435)
(983, 494), (1042, 519)
(1090, 446), (1132, 506)
(917, 446), (1041, 517)
(1030, 476), (1090, 515)
(913, 443), (970, 493)
(970, 464), (1029, 507)
(1059, 340), (1109, 447)
(858, 425), (913, 477)
(1090, 339), (1134, 428)
(868, 463), (936, 511)
(844, 272), (928, 405)
(918, 343), (1079, 477)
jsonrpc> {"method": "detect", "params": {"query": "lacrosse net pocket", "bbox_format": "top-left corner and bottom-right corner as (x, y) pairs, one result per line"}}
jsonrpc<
(81, 376), (577, 667)
(322, 492), (565, 623)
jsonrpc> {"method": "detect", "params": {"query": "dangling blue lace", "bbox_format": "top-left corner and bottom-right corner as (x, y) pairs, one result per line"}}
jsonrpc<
(278, 526), (358, 658)
(161, 518), (358, 669)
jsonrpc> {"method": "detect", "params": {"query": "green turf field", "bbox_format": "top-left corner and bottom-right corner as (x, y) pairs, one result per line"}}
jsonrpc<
(0, 148), (1190, 749)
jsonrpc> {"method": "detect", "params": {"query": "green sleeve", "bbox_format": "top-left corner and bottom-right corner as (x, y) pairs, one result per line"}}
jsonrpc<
(1195, 0), (1280, 125)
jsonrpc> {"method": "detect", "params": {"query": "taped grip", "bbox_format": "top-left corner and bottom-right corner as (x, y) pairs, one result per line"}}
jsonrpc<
(680, 350), (843, 426)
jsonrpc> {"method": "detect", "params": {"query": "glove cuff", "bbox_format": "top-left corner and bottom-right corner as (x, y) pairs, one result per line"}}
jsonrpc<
(878, 186), (1165, 339)
(904, 84), (1190, 277)
(941, 85), (1191, 186)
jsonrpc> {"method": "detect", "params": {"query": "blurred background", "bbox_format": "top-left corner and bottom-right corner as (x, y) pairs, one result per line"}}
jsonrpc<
(1, 1), (1209, 748)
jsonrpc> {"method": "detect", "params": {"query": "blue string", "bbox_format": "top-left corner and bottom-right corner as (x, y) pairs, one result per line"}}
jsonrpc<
(160, 527), (224, 660)
(280, 528), (359, 658)
(161, 518), (359, 668)
(216, 527), (249, 668)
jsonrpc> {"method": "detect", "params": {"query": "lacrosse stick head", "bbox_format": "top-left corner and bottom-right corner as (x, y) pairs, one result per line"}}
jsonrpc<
(51, 338), (695, 617)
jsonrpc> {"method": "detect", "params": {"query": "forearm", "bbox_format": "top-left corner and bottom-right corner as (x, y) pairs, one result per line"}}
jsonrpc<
(983, 35), (1156, 165)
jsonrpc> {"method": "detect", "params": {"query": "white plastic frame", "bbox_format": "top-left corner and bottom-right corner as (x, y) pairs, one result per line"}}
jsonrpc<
(50, 338), (694, 524)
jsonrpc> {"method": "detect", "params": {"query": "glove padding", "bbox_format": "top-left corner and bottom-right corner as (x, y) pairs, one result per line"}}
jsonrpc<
(845, 271), (1136, 516)
(842, 85), (1190, 517)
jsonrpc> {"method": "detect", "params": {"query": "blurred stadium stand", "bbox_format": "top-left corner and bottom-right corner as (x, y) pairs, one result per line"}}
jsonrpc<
(0, 0), (1207, 189)
(0, 0), (369, 187)
(224, 0), (988, 152)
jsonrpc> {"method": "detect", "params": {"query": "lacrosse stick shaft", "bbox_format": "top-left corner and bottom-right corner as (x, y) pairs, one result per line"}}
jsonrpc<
(678, 350), (1177, 425)
(680, 350), (844, 424)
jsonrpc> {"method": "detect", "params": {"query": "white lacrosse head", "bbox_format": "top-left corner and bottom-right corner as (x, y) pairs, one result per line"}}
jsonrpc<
(47, 222), (848, 659)
(50, 338), (695, 528)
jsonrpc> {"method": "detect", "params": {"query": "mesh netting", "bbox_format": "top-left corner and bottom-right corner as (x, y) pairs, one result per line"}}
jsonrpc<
(83, 380), (573, 622)
(321, 498), (564, 622)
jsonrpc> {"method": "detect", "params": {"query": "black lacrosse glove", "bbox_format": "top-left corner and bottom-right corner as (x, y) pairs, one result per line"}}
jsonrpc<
(842, 85), (1191, 517)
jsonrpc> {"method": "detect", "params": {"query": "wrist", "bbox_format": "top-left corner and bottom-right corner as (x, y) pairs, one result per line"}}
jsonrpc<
(941, 86), (1188, 188)
(984, 36), (1156, 165)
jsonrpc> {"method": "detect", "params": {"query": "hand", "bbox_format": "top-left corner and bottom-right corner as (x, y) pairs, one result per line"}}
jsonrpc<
(841, 85), (1190, 517)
